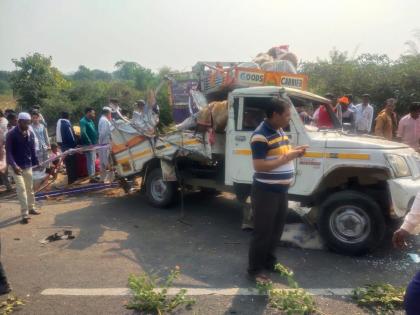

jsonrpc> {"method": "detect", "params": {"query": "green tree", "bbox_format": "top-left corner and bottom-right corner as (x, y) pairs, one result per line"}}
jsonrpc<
(113, 61), (142, 81)
(72, 65), (94, 81)
(10, 53), (68, 110)
(0, 71), (11, 94)
(71, 66), (112, 81)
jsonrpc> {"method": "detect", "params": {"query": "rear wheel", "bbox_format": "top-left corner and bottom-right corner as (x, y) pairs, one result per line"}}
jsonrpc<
(145, 168), (177, 208)
(318, 190), (385, 256)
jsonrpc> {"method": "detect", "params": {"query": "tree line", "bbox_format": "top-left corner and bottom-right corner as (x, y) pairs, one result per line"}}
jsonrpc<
(0, 48), (419, 130)
(0, 54), (174, 128)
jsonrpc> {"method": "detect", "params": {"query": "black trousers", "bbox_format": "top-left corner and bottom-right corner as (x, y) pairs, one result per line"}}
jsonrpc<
(0, 238), (8, 286)
(248, 183), (288, 275)
(64, 154), (77, 184)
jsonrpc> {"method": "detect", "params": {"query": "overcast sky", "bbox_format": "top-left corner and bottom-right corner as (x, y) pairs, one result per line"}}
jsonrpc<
(0, 0), (419, 73)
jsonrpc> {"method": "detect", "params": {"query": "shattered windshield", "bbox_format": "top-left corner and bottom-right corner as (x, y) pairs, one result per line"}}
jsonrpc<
(289, 95), (342, 131)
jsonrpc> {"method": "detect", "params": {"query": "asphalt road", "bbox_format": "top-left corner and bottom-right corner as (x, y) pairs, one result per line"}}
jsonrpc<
(0, 188), (418, 314)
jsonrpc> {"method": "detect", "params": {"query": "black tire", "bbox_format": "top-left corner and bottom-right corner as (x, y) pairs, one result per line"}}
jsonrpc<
(318, 190), (386, 256)
(145, 168), (177, 208)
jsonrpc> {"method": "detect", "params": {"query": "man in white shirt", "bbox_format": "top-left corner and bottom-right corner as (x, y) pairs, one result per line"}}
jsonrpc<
(397, 102), (420, 151)
(354, 94), (374, 134)
(98, 107), (113, 183)
(346, 94), (357, 112)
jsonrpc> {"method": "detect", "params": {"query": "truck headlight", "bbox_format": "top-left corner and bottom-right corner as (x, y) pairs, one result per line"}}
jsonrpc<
(385, 154), (411, 178)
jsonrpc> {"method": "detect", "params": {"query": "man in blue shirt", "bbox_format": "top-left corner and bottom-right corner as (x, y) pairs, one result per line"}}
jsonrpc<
(248, 98), (307, 281)
(6, 112), (40, 224)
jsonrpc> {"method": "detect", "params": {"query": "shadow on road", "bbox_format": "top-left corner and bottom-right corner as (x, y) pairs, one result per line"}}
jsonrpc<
(45, 190), (416, 314)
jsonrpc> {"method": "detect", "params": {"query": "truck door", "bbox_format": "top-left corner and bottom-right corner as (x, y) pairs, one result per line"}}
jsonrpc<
(225, 95), (299, 186)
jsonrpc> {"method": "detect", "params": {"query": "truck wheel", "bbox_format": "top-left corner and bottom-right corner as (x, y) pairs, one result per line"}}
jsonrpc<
(145, 168), (177, 208)
(318, 190), (385, 256)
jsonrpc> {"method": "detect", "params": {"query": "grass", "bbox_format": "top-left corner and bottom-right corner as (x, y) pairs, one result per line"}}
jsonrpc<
(257, 263), (321, 315)
(0, 295), (24, 315)
(126, 266), (195, 315)
(352, 284), (405, 314)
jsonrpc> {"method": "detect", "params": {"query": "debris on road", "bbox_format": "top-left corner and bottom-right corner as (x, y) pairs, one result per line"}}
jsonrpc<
(0, 295), (25, 315)
(257, 263), (320, 314)
(40, 230), (75, 245)
(352, 283), (405, 314)
(35, 182), (120, 201)
(408, 253), (420, 263)
(281, 223), (324, 250)
(126, 266), (195, 314)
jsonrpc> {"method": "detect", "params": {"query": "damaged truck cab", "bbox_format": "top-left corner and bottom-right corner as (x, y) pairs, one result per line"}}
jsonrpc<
(224, 86), (420, 255)
(112, 85), (420, 256)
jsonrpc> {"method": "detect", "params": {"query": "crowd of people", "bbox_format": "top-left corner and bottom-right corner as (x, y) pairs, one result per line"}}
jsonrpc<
(0, 98), (149, 294)
(0, 101), (119, 225)
(297, 93), (420, 151)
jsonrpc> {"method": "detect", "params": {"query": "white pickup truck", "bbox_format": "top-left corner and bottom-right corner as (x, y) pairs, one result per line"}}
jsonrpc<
(111, 86), (420, 256)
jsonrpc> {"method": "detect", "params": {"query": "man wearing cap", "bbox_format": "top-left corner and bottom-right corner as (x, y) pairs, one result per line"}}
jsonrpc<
(339, 96), (355, 130)
(375, 98), (397, 140)
(98, 107), (112, 183)
(354, 94), (374, 134)
(109, 98), (123, 120)
(6, 112), (40, 224)
(397, 102), (420, 151)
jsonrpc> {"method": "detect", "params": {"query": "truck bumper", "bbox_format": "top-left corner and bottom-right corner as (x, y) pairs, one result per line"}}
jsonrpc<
(387, 178), (420, 218)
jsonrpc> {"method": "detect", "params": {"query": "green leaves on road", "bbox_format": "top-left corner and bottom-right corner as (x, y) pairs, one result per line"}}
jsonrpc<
(352, 283), (405, 314)
(0, 295), (24, 315)
(126, 266), (195, 315)
(257, 263), (320, 315)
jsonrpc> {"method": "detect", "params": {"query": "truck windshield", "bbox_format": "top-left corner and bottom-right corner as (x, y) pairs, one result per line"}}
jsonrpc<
(289, 96), (342, 131)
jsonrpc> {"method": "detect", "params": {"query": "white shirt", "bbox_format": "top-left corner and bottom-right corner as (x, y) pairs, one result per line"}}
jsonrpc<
(0, 117), (8, 141)
(354, 103), (374, 132)
(56, 119), (63, 143)
(98, 115), (112, 144)
(401, 191), (420, 234)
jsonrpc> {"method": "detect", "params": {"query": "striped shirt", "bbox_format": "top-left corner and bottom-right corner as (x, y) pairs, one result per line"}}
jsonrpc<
(251, 120), (294, 191)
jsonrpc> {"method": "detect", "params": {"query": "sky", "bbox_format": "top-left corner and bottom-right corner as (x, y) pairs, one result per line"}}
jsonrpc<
(0, 0), (419, 73)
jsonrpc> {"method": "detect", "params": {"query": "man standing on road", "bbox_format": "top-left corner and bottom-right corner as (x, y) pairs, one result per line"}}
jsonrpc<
(31, 110), (50, 171)
(397, 102), (420, 151)
(6, 112), (40, 224)
(375, 98), (397, 140)
(248, 98), (307, 281)
(98, 107), (112, 183)
(58, 112), (78, 184)
(393, 191), (420, 315)
(354, 94), (374, 134)
(80, 107), (98, 182)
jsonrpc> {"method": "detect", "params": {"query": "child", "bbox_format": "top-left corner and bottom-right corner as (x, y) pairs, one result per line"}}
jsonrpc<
(48, 143), (62, 179)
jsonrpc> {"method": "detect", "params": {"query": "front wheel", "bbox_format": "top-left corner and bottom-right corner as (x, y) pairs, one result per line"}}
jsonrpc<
(318, 190), (385, 256)
(145, 168), (177, 208)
